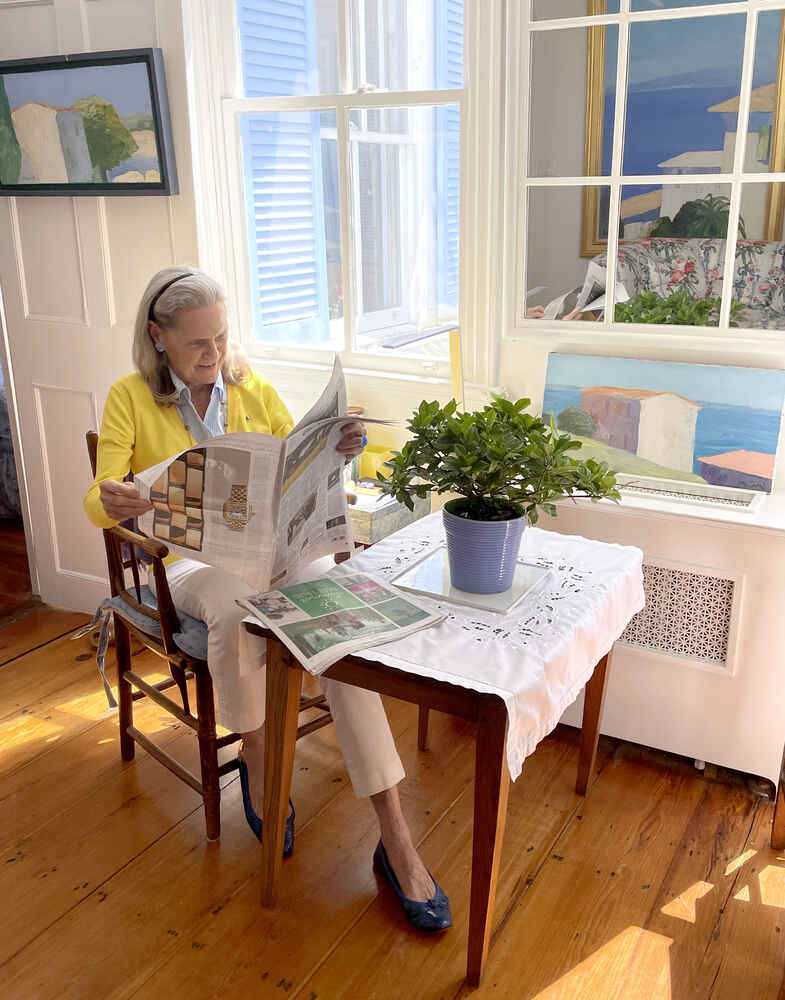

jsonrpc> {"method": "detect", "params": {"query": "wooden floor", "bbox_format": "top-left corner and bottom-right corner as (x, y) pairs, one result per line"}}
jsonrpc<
(2, 609), (785, 1000)
(0, 519), (32, 619)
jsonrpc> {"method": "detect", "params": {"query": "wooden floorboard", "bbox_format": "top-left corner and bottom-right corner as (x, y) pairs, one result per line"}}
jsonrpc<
(1, 609), (784, 999)
(0, 519), (31, 617)
(0, 606), (87, 666)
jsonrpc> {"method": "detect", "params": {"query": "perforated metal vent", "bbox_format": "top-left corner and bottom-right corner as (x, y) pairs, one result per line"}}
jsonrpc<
(620, 563), (736, 668)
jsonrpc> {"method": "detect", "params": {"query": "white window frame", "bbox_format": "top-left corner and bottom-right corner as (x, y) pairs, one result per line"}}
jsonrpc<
(505, 0), (785, 349)
(212, 1), (470, 382)
(183, 0), (502, 386)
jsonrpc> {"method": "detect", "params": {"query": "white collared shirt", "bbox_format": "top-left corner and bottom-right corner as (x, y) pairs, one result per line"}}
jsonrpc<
(169, 367), (227, 441)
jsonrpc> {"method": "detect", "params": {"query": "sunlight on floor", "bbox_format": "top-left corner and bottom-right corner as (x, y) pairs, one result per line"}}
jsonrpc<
(660, 881), (714, 923)
(758, 865), (785, 908)
(0, 712), (62, 743)
(532, 926), (672, 1000)
(724, 849), (757, 876)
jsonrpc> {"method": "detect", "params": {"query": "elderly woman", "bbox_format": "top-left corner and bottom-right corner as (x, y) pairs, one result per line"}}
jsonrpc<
(84, 267), (450, 933)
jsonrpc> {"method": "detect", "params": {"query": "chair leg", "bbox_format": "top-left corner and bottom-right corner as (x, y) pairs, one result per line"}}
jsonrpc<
(114, 616), (135, 761)
(194, 663), (221, 841)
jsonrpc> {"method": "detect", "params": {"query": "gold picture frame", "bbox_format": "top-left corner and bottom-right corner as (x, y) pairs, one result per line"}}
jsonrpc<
(580, 3), (785, 258)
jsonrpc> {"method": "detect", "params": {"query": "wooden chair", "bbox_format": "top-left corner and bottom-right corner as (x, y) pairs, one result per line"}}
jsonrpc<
(86, 431), (333, 840)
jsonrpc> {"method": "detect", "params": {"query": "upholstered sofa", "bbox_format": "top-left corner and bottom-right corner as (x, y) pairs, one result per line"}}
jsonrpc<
(594, 237), (785, 329)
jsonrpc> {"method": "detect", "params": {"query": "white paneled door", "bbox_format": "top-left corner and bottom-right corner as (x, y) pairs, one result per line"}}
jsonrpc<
(0, 0), (198, 611)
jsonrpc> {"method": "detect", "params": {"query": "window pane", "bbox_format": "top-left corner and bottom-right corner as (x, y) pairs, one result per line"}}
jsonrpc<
(350, 0), (463, 91)
(237, 0), (340, 97)
(631, 1), (738, 9)
(743, 11), (785, 176)
(524, 185), (609, 321)
(349, 104), (459, 359)
(733, 182), (785, 331)
(240, 112), (342, 348)
(624, 15), (745, 178)
(532, 0), (619, 18)
(615, 183), (732, 326)
(529, 25), (617, 177)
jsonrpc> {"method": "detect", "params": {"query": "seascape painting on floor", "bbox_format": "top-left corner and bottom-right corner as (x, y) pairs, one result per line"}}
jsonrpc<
(543, 353), (785, 492)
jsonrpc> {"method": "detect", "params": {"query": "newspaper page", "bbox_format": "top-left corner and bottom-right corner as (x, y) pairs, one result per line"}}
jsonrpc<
(542, 260), (629, 320)
(237, 567), (445, 675)
(133, 358), (390, 590)
(269, 358), (355, 588)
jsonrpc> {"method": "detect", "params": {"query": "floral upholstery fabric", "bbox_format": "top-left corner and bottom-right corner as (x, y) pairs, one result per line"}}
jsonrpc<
(594, 238), (785, 329)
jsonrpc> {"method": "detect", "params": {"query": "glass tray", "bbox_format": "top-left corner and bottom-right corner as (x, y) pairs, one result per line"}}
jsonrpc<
(391, 545), (553, 615)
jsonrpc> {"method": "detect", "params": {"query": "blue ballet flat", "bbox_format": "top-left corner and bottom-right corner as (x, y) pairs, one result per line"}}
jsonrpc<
(237, 756), (295, 857)
(372, 840), (452, 933)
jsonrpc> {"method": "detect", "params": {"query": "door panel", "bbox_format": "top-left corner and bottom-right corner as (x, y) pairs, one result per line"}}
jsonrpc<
(0, 0), (198, 612)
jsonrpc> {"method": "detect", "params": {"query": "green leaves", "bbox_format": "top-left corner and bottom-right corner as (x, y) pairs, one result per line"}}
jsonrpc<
(614, 289), (745, 327)
(378, 397), (620, 524)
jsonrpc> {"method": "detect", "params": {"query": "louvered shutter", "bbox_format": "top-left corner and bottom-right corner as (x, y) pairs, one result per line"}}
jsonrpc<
(237, 1), (329, 344)
(435, 0), (462, 316)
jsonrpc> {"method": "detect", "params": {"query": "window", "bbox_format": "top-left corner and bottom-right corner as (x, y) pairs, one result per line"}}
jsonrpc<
(511, 0), (785, 336)
(223, 0), (464, 370)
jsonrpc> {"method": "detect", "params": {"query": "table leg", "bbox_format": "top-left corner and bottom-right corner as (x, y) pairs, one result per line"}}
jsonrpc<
(576, 651), (611, 797)
(771, 742), (785, 850)
(417, 705), (430, 750)
(261, 638), (302, 907)
(467, 700), (510, 988)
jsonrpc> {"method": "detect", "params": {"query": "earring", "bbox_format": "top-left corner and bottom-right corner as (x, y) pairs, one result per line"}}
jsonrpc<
(155, 342), (165, 353)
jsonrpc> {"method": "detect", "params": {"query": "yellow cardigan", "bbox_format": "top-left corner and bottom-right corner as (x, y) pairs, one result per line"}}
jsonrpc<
(84, 370), (294, 530)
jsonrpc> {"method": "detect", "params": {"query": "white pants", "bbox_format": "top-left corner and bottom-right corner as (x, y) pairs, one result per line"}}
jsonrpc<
(154, 558), (405, 798)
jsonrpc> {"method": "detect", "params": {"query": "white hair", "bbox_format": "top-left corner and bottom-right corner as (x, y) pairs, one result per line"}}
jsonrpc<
(132, 266), (251, 403)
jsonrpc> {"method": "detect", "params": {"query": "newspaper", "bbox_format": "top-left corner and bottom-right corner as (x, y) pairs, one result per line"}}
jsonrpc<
(134, 358), (390, 590)
(237, 567), (445, 674)
(542, 260), (629, 320)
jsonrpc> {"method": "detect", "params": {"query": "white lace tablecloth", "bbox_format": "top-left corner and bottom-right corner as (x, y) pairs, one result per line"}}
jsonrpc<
(337, 513), (644, 780)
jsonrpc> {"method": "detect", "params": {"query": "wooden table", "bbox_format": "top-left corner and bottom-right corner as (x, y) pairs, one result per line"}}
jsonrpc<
(245, 623), (612, 988)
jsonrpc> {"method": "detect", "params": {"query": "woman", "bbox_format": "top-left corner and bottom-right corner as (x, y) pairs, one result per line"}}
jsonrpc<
(84, 267), (450, 933)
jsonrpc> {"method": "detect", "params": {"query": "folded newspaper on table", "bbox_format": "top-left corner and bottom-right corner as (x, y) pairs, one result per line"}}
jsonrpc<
(542, 259), (629, 320)
(134, 358), (391, 591)
(237, 567), (444, 675)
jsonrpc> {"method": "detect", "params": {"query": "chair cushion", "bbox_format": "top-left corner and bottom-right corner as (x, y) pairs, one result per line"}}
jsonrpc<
(106, 584), (208, 661)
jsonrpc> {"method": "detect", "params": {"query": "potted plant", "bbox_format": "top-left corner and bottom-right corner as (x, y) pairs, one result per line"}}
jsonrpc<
(378, 397), (621, 594)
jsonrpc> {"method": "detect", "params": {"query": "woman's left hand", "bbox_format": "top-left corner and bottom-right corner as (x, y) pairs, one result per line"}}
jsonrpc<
(336, 421), (366, 460)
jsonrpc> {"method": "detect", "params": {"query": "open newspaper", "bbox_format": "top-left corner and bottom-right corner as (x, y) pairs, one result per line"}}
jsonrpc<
(237, 567), (444, 674)
(134, 358), (390, 591)
(542, 259), (629, 320)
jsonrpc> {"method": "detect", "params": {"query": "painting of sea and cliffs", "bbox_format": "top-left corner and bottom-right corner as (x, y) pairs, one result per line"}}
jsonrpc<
(0, 49), (177, 195)
(543, 353), (785, 493)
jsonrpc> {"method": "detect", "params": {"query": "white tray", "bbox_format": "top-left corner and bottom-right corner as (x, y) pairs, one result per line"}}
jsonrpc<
(391, 545), (553, 614)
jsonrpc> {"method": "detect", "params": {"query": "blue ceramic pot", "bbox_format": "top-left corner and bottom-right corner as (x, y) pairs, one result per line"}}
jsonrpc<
(442, 499), (526, 594)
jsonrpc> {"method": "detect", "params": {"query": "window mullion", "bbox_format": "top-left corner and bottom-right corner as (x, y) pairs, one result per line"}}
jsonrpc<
(719, 8), (758, 330)
(339, 0), (351, 94)
(603, 0), (631, 329)
(337, 101), (355, 355)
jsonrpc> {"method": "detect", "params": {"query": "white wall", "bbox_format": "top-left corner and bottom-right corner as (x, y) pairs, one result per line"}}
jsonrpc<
(0, 0), (199, 610)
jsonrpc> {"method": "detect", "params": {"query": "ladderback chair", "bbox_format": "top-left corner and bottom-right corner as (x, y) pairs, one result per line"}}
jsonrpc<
(86, 431), (333, 840)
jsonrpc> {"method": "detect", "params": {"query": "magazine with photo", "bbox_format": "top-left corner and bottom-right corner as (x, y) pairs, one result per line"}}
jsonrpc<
(133, 357), (393, 590)
(236, 567), (445, 674)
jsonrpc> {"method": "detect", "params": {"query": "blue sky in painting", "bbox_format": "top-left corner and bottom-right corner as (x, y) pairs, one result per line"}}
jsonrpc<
(3, 63), (152, 117)
(605, 10), (780, 93)
(544, 354), (785, 413)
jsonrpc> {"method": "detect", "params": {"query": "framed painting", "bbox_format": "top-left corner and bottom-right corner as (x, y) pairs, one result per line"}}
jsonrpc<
(543, 353), (785, 493)
(0, 48), (178, 196)
(581, 3), (785, 256)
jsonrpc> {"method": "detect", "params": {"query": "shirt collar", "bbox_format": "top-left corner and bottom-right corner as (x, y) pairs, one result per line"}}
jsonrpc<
(169, 366), (225, 403)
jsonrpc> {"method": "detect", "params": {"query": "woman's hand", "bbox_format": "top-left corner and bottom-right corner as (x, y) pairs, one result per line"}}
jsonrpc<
(99, 480), (154, 521)
(336, 421), (367, 461)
